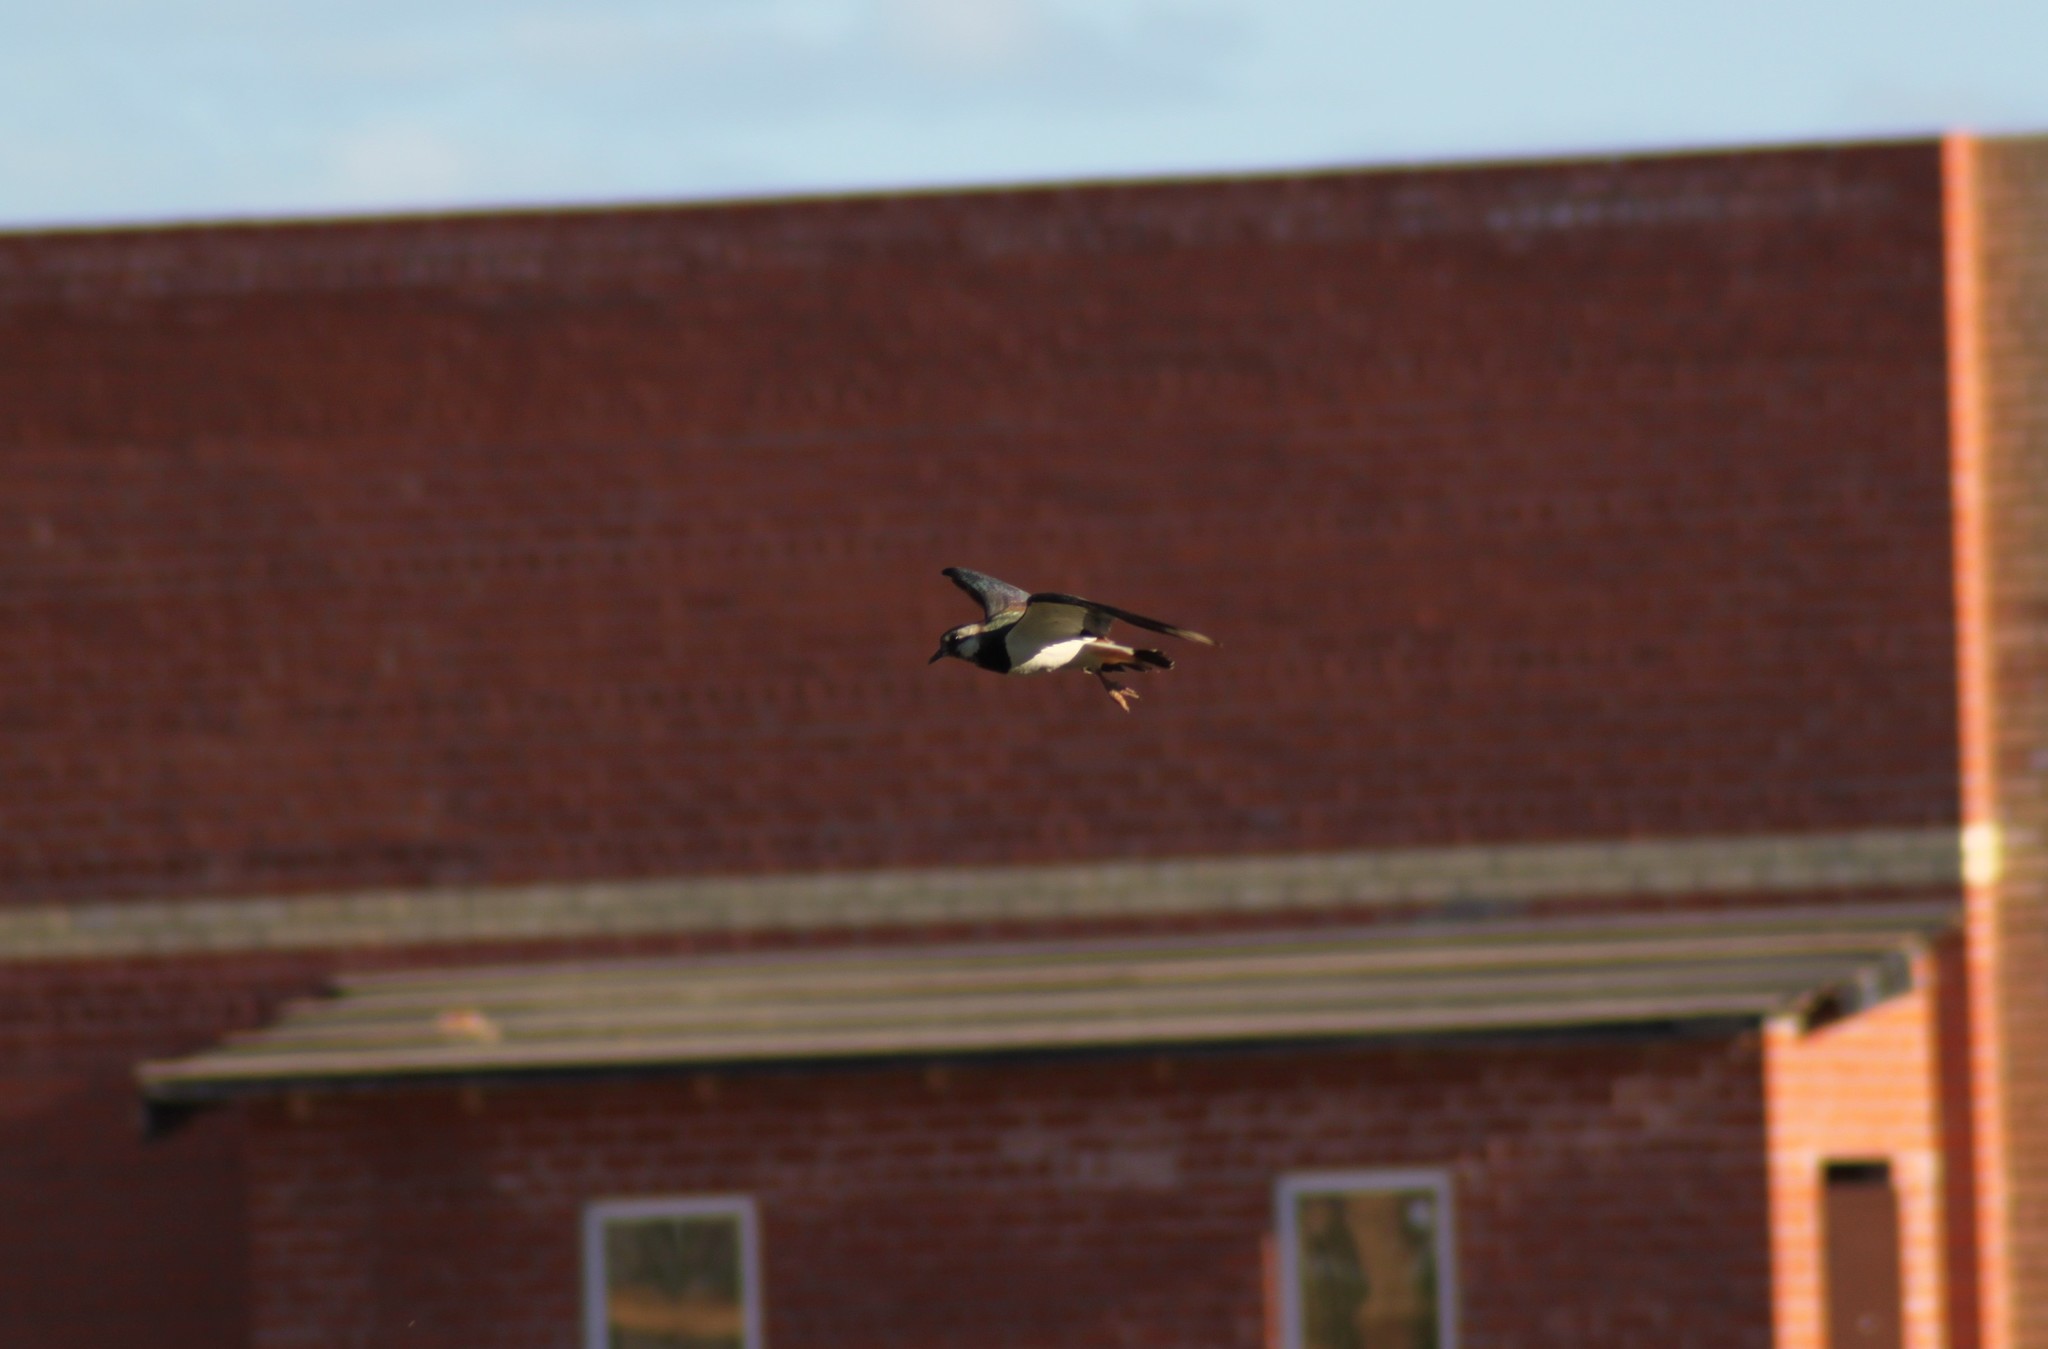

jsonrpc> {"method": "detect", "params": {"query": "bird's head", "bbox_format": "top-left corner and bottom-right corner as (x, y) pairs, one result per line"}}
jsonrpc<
(929, 625), (983, 665)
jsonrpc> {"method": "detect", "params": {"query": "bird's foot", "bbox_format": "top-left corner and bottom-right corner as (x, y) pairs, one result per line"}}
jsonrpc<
(1097, 674), (1140, 712)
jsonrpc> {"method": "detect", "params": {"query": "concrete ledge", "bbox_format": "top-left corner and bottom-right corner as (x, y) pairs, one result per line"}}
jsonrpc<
(0, 826), (1964, 962)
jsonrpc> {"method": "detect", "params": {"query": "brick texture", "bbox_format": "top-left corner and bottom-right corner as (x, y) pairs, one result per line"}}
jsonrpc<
(246, 1035), (1772, 1349)
(0, 955), (312, 1347)
(1764, 941), (1975, 1349)
(0, 141), (1971, 1346)
(0, 144), (1957, 911)
(1952, 132), (2048, 1349)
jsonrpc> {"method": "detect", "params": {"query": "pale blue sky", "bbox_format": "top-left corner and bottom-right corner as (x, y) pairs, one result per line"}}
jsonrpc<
(3, 0), (2044, 230)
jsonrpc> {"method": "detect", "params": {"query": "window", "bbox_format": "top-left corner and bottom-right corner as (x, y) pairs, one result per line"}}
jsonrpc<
(1276, 1169), (1455, 1349)
(583, 1196), (762, 1349)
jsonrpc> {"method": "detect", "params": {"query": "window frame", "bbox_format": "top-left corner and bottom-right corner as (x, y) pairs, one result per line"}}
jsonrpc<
(1274, 1167), (1458, 1349)
(581, 1193), (764, 1349)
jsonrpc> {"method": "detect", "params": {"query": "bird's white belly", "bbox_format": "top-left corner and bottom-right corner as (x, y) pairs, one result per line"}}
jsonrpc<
(1008, 637), (1095, 675)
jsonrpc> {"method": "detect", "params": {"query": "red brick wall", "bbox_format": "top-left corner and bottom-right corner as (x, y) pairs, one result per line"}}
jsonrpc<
(245, 1034), (1771, 1349)
(0, 143), (1956, 909)
(0, 142), (1962, 1347)
(0, 888), (1898, 1348)
(0, 957), (309, 1347)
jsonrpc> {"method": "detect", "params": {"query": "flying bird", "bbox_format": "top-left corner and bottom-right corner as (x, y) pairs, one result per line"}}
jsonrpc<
(929, 567), (1216, 711)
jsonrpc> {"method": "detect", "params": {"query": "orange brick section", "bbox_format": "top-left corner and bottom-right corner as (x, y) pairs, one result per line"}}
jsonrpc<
(0, 144), (1958, 912)
(1764, 945), (1970, 1349)
(245, 1035), (1773, 1349)
(1949, 132), (2048, 1349)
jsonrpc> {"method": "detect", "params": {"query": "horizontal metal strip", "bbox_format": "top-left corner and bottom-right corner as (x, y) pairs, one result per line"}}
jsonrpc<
(220, 956), (1878, 1053)
(305, 904), (1952, 1016)
(144, 897), (1945, 1098)
(8, 826), (1962, 961)
(143, 989), (1807, 1095)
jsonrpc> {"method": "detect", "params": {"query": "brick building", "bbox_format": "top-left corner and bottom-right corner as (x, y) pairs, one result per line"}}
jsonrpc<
(0, 133), (2043, 1347)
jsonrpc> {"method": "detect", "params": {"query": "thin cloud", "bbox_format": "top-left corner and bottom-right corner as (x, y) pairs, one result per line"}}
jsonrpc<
(0, 0), (2043, 228)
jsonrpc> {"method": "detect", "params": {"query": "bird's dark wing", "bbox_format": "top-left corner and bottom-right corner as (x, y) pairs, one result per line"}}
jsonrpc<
(1026, 592), (1218, 646)
(943, 567), (1033, 623)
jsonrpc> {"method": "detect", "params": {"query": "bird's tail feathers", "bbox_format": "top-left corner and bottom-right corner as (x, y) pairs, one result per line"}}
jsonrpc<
(1090, 641), (1173, 673)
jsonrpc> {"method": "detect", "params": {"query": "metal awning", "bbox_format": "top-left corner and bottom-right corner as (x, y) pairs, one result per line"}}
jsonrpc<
(139, 900), (1951, 1106)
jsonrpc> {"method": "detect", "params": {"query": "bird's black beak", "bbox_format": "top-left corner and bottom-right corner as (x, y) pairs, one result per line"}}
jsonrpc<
(928, 647), (947, 665)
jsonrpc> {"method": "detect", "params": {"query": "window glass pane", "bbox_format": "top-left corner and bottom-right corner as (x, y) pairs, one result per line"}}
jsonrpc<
(601, 1213), (747, 1349)
(1294, 1186), (1442, 1349)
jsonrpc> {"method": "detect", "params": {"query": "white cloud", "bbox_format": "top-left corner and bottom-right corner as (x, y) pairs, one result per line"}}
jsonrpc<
(321, 123), (476, 206)
(883, 0), (1045, 75)
(1, 0), (2046, 228)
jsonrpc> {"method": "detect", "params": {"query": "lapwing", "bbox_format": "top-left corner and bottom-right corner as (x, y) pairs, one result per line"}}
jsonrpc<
(929, 567), (1217, 711)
